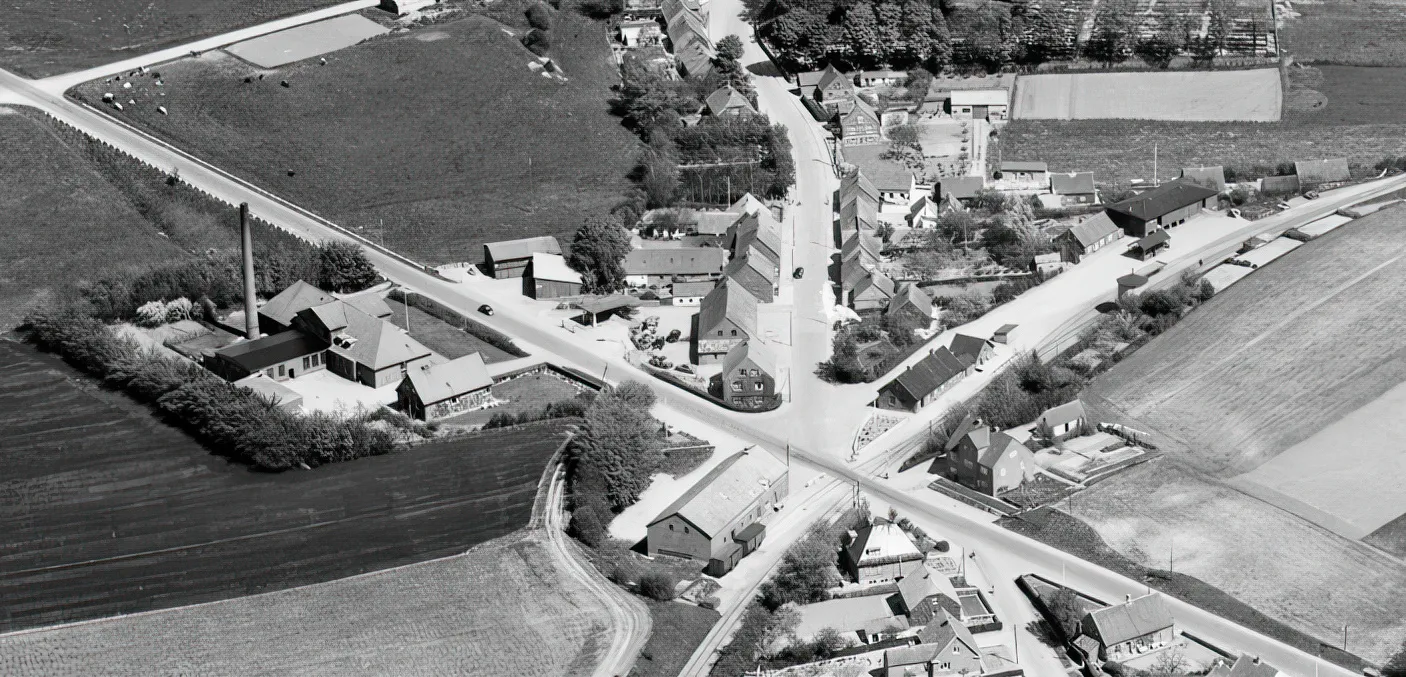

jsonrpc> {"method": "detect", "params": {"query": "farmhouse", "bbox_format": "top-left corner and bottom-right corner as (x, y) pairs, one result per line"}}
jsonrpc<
(623, 247), (727, 287)
(1294, 158), (1351, 187)
(798, 65), (856, 114)
(1057, 212), (1121, 262)
(937, 176), (985, 204)
(841, 193), (880, 231)
(695, 280), (758, 363)
(646, 448), (789, 575)
(723, 246), (778, 303)
(1078, 593), (1175, 662)
(207, 330), (329, 382)
(886, 283), (934, 328)
(874, 346), (966, 412)
(840, 98), (882, 147)
(894, 564), (962, 626)
(1179, 166), (1227, 193)
(525, 252), (584, 299)
(949, 89), (1009, 120)
(483, 236), (562, 278)
(704, 85), (756, 117)
(663, 0), (713, 77)
(939, 414), (1037, 496)
(842, 520), (925, 584)
(720, 340), (778, 410)
(842, 231), (884, 268)
(1036, 400), (1087, 442)
(1050, 172), (1098, 205)
(397, 352), (493, 421)
(1129, 229), (1171, 261)
(883, 610), (983, 677)
(949, 333), (994, 370)
(730, 212), (783, 266)
(845, 148), (919, 206)
(257, 280), (335, 333)
(998, 160), (1048, 185)
(841, 171), (881, 206)
(294, 300), (436, 388)
(670, 280), (715, 306)
(849, 269), (896, 312)
(1105, 179), (1219, 238)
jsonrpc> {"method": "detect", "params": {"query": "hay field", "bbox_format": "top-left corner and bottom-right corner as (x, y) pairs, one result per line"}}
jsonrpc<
(0, 530), (613, 677)
(1071, 463), (1406, 665)
(0, 0), (342, 78)
(1011, 69), (1282, 121)
(69, 12), (640, 265)
(1281, 0), (1406, 66)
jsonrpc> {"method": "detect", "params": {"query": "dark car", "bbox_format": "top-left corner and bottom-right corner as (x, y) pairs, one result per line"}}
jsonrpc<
(1305, 190), (1320, 200)
(793, 267), (804, 279)
(666, 329), (682, 343)
(478, 304), (494, 316)
(675, 364), (695, 375)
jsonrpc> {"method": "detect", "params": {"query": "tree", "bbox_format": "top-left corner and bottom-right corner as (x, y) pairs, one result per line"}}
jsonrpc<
(317, 241), (379, 293)
(568, 384), (664, 509)
(1138, 289), (1181, 317)
(817, 331), (866, 383)
(1148, 646), (1187, 677)
(759, 525), (840, 609)
(1020, 3), (1072, 65)
(716, 34), (745, 62)
(926, 9), (953, 70)
(1083, 0), (1137, 65)
(568, 215), (633, 293)
(874, 0), (906, 62)
(1135, 33), (1180, 68)
(843, 2), (884, 62)
(638, 571), (678, 600)
(904, 67), (934, 101)
(1384, 636), (1406, 677)
(1046, 587), (1087, 638)
(959, 2), (1013, 72)
(899, 0), (936, 64)
(637, 145), (680, 208)
(526, 1), (553, 29)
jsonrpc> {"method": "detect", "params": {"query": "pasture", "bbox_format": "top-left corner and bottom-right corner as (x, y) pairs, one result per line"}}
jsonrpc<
(1011, 69), (1282, 121)
(224, 14), (388, 68)
(1281, 0), (1406, 66)
(0, 340), (570, 632)
(0, 0), (343, 78)
(69, 12), (640, 265)
(0, 530), (615, 676)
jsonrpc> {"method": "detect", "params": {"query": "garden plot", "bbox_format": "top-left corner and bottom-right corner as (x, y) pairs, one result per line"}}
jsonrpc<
(224, 15), (388, 68)
(1011, 70), (1282, 121)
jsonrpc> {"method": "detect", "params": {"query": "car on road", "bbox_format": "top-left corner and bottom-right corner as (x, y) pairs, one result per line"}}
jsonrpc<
(1305, 190), (1320, 200)
(666, 329), (682, 343)
(649, 355), (673, 369)
(793, 267), (804, 279)
(675, 364), (694, 374)
(1277, 201), (1292, 211)
(478, 304), (494, 316)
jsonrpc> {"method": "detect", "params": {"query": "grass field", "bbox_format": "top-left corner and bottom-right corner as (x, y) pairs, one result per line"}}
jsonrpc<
(1011, 69), (1281, 121)
(385, 297), (517, 362)
(0, 529), (614, 676)
(1366, 514), (1406, 558)
(0, 0), (344, 78)
(1281, 0), (1406, 66)
(630, 601), (720, 677)
(68, 11), (640, 265)
(0, 339), (571, 632)
(1000, 66), (1406, 184)
(0, 108), (189, 327)
(441, 372), (591, 427)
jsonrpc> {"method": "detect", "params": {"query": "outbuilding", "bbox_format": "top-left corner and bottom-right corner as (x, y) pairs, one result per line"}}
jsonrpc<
(1105, 179), (1219, 238)
(207, 330), (328, 382)
(624, 247), (728, 287)
(646, 449), (789, 575)
(1050, 172), (1098, 204)
(1057, 212), (1122, 262)
(397, 352), (494, 421)
(483, 236), (562, 278)
(525, 252), (584, 299)
(949, 89), (1009, 120)
(1129, 229), (1170, 261)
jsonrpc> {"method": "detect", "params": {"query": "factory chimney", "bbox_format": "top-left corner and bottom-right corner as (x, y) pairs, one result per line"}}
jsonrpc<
(240, 202), (260, 339)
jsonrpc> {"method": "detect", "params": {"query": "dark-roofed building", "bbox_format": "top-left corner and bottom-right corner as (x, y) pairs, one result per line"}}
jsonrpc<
(886, 283), (933, 328)
(1078, 593), (1176, 662)
(207, 330), (329, 382)
(937, 176), (985, 204)
(719, 340), (778, 410)
(1208, 654), (1284, 677)
(883, 610), (983, 677)
(1179, 166), (1227, 193)
(992, 324), (1018, 345)
(696, 280), (758, 364)
(646, 449), (789, 575)
(1294, 158), (1351, 187)
(841, 171), (881, 206)
(525, 252), (584, 299)
(1261, 174), (1302, 195)
(1106, 179), (1220, 238)
(907, 195), (939, 228)
(293, 300), (436, 388)
(949, 333), (994, 370)
(842, 231), (883, 268)
(729, 211), (783, 266)
(999, 160), (1049, 184)
(844, 144), (918, 205)
(663, 0), (712, 77)
(670, 280), (716, 305)
(1035, 400), (1086, 443)
(723, 246), (778, 303)
(1117, 273), (1149, 297)
(1129, 228), (1170, 261)
(572, 294), (644, 326)
(704, 85), (756, 117)
(850, 269), (896, 312)
(1050, 172), (1098, 204)
(939, 413), (1037, 496)
(892, 564), (962, 626)
(840, 98), (882, 147)
(875, 346), (966, 412)
(1057, 212), (1122, 262)
(624, 247), (728, 287)
(484, 236), (563, 278)
(257, 280), (334, 333)
(840, 194), (879, 231)
(397, 352), (493, 421)
(842, 521), (925, 584)
(798, 64), (856, 114)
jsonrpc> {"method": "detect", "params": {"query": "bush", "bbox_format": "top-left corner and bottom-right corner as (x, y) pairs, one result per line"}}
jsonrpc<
(522, 28), (551, 56)
(934, 540), (950, 552)
(318, 241), (380, 293)
(526, 1), (553, 29)
(609, 560), (640, 586)
(135, 300), (168, 327)
(638, 571), (678, 600)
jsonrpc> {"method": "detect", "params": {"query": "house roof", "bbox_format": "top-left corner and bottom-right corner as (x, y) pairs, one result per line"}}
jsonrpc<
(1294, 158), (1351, 185)
(235, 373), (303, 408)
(1038, 400), (1086, 430)
(1063, 212), (1121, 248)
(1108, 179), (1218, 221)
(886, 346), (965, 404)
(995, 323), (1018, 335)
(846, 521), (923, 567)
(1261, 174), (1301, 194)
(647, 449), (787, 538)
(345, 293), (393, 319)
(530, 252), (584, 285)
(950, 89), (1009, 107)
(916, 609), (981, 654)
(1209, 654), (1282, 677)
(1050, 172), (1096, 195)
(722, 339), (778, 377)
(1179, 166), (1227, 192)
(214, 330), (328, 371)
(576, 294), (643, 314)
(698, 279), (759, 335)
(1134, 229), (1171, 251)
(843, 145), (916, 192)
(625, 247), (727, 276)
(671, 280), (717, 297)
(840, 194), (879, 229)
(977, 431), (1025, 467)
(843, 96), (880, 126)
(705, 86), (755, 116)
(724, 246), (777, 285)
(733, 214), (782, 262)
(885, 643), (942, 669)
(938, 176), (985, 200)
(841, 257), (875, 291)
(841, 172), (881, 205)
(1086, 593), (1174, 647)
(1118, 273), (1149, 287)
(887, 283), (933, 320)
(694, 211), (741, 235)
(484, 235), (561, 261)
(948, 334), (990, 365)
(674, 34), (714, 76)
(405, 352), (492, 405)
(816, 64), (851, 91)
(908, 195), (938, 222)
(728, 193), (766, 215)
(896, 564), (959, 612)
(300, 300), (435, 371)
(1000, 160), (1048, 173)
(852, 269), (896, 300)
(945, 412), (985, 452)
(842, 231), (883, 263)
(258, 280), (334, 328)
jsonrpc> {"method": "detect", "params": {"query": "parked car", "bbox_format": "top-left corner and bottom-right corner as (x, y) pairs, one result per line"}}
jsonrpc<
(478, 304), (494, 316)
(675, 363), (694, 374)
(649, 355), (673, 369)
(793, 267), (804, 279)
(666, 329), (682, 343)
(1305, 190), (1320, 200)
(652, 338), (666, 349)
(1277, 201), (1292, 211)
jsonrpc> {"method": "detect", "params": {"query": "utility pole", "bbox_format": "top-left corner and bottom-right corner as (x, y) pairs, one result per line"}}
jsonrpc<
(1153, 142), (1159, 186)
(404, 290), (412, 336)
(1342, 623), (1348, 651)
(1169, 538), (1174, 574)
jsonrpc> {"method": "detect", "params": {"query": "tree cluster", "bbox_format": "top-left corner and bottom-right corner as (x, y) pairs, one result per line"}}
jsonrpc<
(566, 382), (666, 546)
(567, 214), (634, 293)
(759, 521), (842, 609)
(522, 1), (556, 56)
(23, 308), (394, 471)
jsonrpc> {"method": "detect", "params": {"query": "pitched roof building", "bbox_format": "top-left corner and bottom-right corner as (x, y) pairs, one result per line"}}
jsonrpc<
(1179, 166), (1227, 192)
(1207, 654), (1284, 677)
(646, 449), (789, 575)
(257, 280), (335, 333)
(937, 413), (1038, 496)
(841, 231), (883, 267)
(883, 610), (983, 677)
(1057, 211), (1122, 261)
(840, 193), (879, 231)
(937, 176), (985, 202)
(948, 333), (993, 369)
(842, 521), (925, 584)
(526, 252), (585, 299)
(841, 172), (881, 206)
(730, 212), (782, 265)
(1079, 593), (1176, 662)
(720, 340), (779, 410)
(704, 85), (756, 117)
(1106, 179), (1220, 238)
(207, 330), (329, 382)
(875, 346), (966, 412)
(723, 246), (778, 303)
(893, 564), (962, 626)
(696, 280), (759, 363)
(1035, 399), (1087, 442)
(849, 269), (896, 312)
(397, 352), (493, 421)
(839, 97), (881, 147)
(294, 300), (437, 388)
(886, 283), (934, 328)
(624, 247), (728, 286)
(1294, 158), (1351, 187)
(483, 236), (563, 278)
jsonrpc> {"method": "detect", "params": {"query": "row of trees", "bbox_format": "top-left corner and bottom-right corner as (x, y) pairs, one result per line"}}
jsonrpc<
(566, 382), (668, 546)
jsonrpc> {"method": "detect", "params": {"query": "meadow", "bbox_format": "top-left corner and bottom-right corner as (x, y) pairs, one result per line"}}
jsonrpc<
(1011, 69), (1281, 121)
(0, 0), (342, 78)
(0, 340), (571, 632)
(1280, 0), (1406, 66)
(69, 10), (640, 265)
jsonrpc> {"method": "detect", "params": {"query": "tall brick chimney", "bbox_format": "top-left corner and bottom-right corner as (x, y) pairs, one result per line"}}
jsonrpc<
(240, 202), (260, 339)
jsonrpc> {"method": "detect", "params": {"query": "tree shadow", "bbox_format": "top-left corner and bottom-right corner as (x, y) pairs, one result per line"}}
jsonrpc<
(747, 61), (787, 78)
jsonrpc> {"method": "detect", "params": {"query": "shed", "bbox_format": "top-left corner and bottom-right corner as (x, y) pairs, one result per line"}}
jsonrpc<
(1117, 273), (1149, 296)
(1178, 166), (1227, 193)
(525, 252), (584, 299)
(1129, 229), (1170, 260)
(1294, 158), (1351, 187)
(991, 324), (1018, 344)
(484, 236), (562, 278)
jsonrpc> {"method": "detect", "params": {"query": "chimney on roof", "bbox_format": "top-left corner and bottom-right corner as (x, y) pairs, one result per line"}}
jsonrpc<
(240, 202), (260, 340)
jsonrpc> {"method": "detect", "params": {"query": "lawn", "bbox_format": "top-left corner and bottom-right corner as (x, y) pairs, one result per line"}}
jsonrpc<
(1280, 0), (1406, 66)
(0, 339), (573, 632)
(0, 0), (344, 78)
(630, 601), (720, 677)
(999, 66), (1406, 185)
(0, 529), (616, 676)
(440, 371), (592, 427)
(385, 297), (517, 362)
(68, 10), (640, 265)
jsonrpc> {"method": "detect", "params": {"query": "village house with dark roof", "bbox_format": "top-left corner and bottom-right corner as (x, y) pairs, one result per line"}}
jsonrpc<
(875, 346), (966, 412)
(719, 340), (778, 410)
(704, 85), (756, 117)
(646, 449), (788, 576)
(841, 520), (925, 584)
(1179, 165), (1227, 193)
(840, 97), (882, 147)
(840, 193), (879, 231)
(483, 235), (562, 278)
(949, 333), (994, 370)
(396, 352), (493, 421)
(722, 246), (778, 303)
(937, 176), (985, 204)
(886, 283), (934, 329)
(797, 64), (856, 115)
(998, 160), (1049, 185)
(728, 211), (783, 266)
(1057, 212), (1122, 262)
(849, 269), (896, 312)
(695, 280), (758, 364)
(892, 564), (962, 626)
(257, 280), (335, 334)
(1129, 228), (1171, 261)
(1078, 593), (1176, 662)
(1208, 654), (1284, 677)
(293, 300), (438, 388)
(1049, 171), (1098, 205)
(1106, 179), (1219, 238)
(841, 171), (881, 206)
(623, 247), (727, 287)
(206, 330), (330, 383)
(883, 610), (983, 677)
(841, 231), (883, 269)
(937, 413), (1038, 496)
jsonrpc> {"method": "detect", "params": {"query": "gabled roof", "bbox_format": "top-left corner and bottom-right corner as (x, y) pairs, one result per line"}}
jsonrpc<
(950, 89), (1009, 106)
(977, 431), (1025, 467)
(938, 176), (984, 200)
(647, 449), (787, 538)
(1086, 593), (1174, 647)
(302, 300), (434, 370)
(895, 564), (959, 613)
(841, 257), (875, 291)
(1294, 158), (1350, 185)
(916, 609), (981, 654)
(1208, 654), (1282, 677)
(1260, 174), (1301, 194)
(727, 193), (766, 216)
(733, 213), (782, 263)
(886, 346), (965, 404)
(673, 34), (714, 76)
(1134, 229), (1171, 251)
(1062, 212), (1121, 248)
(724, 246), (777, 286)
(345, 294), (393, 320)
(841, 172), (880, 205)
(816, 64), (851, 91)
(1050, 172), (1096, 195)
(530, 252), (584, 284)
(844, 145), (917, 192)
(694, 211), (742, 235)
(258, 280), (334, 328)
(842, 97), (880, 126)
(1178, 166), (1227, 192)
(852, 270), (896, 300)
(484, 235), (561, 261)
(721, 339), (778, 377)
(214, 330), (328, 371)
(624, 247), (727, 276)
(1108, 179), (1218, 221)
(1038, 400), (1086, 429)
(945, 412), (985, 452)
(846, 522), (923, 567)
(840, 194), (878, 230)
(1001, 160), (1048, 173)
(886, 283), (933, 320)
(698, 279), (759, 335)
(705, 86), (756, 116)
(908, 195), (938, 223)
(404, 352), (492, 405)
(884, 642), (943, 669)
(671, 280), (717, 297)
(948, 334), (991, 365)
(841, 231), (882, 263)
